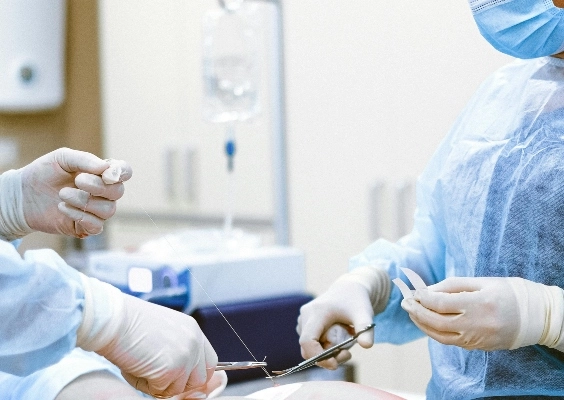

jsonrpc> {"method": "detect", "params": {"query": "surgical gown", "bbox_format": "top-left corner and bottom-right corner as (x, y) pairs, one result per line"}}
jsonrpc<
(0, 240), (84, 376)
(0, 348), (140, 400)
(350, 56), (564, 399)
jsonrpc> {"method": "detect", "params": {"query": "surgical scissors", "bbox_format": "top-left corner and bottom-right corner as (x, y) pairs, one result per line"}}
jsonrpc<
(271, 323), (376, 378)
(215, 361), (268, 370)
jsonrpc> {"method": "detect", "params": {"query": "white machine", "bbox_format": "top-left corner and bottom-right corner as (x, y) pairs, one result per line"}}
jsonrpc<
(84, 245), (306, 313)
(0, 0), (66, 111)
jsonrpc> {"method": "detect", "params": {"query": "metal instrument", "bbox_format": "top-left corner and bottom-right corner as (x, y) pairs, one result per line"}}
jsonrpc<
(271, 323), (376, 378)
(216, 361), (268, 370)
(151, 361), (267, 398)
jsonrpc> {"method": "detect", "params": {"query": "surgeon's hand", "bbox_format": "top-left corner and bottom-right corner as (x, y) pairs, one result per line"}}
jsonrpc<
(171, 370), (227, 399)
(296, 266), (390, 370)
(401, 276), (564, 351)
(77, 276), (217, 398)
(21, 148), (132, 238)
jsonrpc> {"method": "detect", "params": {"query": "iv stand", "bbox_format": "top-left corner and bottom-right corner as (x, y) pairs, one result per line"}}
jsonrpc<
(218, 0), (290, 246)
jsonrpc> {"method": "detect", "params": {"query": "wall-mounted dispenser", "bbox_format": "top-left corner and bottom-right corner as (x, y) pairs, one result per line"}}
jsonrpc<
(0, 0), (66, 112)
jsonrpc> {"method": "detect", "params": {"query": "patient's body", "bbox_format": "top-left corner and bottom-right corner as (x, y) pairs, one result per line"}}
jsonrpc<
(220, 381), (405, 400)
(56, 373), (405, 400)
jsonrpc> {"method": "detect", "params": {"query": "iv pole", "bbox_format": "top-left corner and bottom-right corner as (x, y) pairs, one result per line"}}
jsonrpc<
(218, 0), (290, 246)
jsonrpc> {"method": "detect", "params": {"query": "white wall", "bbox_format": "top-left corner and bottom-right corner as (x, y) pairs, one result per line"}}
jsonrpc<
(283, 3), (510, 392)
(98, 0), (512, 395)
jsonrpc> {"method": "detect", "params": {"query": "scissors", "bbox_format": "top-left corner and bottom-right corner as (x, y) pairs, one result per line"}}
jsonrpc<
(271, 323), (376, 378)
(215, 361), (267, 370)
(151, 361), (267, 399)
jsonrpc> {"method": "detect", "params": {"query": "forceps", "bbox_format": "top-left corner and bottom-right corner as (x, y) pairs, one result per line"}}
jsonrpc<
(272, 323), (376, 378)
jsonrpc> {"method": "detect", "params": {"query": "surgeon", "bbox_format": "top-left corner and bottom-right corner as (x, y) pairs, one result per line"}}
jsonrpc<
(0, 147), (218, 399)
(297, 0), (564, 398)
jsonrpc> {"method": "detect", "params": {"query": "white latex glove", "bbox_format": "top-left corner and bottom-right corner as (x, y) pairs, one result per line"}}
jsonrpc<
(0, 148), (132, 240)
(171, 370), (227, 399)
(296, 266), (391, 369)
(77, 276), (218, 398)
(401, 276), (564, 351)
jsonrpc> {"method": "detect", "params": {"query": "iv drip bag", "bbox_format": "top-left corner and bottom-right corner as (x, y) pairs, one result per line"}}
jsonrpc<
(202, 3), (261, 123)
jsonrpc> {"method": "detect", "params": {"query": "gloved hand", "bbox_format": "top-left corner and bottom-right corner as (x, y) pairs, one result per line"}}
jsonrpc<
(171, 370), (227, 399)
(0, 147), (132, 240)
(401, 276), (564, 351)
(296, 266), (391, 370)
(77, 275), (218, 398)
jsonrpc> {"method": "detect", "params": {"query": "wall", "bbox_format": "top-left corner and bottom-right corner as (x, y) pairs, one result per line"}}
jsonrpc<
(0, 0), (102, 254)
(281, 1), (513, 392)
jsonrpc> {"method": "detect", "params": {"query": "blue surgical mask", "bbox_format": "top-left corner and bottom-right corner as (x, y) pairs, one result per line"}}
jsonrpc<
(469, 0), (564, 58)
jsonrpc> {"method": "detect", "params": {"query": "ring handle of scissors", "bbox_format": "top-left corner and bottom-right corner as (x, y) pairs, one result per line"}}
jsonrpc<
(272, 323), (376, 377)
(311, 323), (375, 363)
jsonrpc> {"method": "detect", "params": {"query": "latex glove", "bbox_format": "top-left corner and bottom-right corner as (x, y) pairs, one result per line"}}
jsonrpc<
(171, 370), (228, 399)
(296, 266), (391, 369)
(12, 148), (131, 239)
(401, 276), (564, 351)
(77, 276), (217, 398)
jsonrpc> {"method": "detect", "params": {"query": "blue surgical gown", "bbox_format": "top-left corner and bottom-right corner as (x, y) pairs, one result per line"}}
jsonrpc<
(0, 348), (130, 400)
(351, 56), (564, 399)
(0, 240), (84, 376)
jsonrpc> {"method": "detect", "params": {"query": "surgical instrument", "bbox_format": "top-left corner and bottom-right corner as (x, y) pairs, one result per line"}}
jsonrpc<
(216, 361), (268, 370)
(271, 323), (376, 378)
(151, 361), (268, 399)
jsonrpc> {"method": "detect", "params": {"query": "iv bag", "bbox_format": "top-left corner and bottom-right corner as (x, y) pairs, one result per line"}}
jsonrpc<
(202, 3), (261, 123)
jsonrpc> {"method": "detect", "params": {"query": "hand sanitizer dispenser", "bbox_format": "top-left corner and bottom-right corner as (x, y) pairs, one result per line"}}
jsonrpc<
(0, 0), (66, 112)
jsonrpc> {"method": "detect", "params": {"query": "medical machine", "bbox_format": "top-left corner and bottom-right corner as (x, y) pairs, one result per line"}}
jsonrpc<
(83, 244), (306, 313)
(0, 0), (66, 111)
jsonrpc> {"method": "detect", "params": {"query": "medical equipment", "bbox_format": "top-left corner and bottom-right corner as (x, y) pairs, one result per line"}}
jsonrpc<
(193, 293), (313, 383)
(203, 0), (262, 238)
(0, 0), (66, 111)
(223, 126), (236, 236)
(202, 1), (260, 124)
(203, 0), (289, 245)
(151, 363), (266, 400)
(145, 359), (269, 397)
(271, 323), (376, 378)
(216, 361), (267, 371)
(296, 265), (389, 373)
(84, 245), (306, 313)
(469, 0), (564, 59)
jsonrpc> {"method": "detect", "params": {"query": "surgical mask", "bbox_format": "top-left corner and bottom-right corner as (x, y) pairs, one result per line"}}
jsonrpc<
(469, 0), (564, 58)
